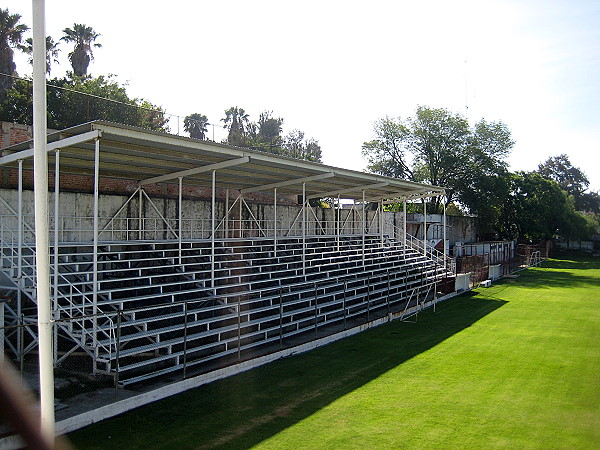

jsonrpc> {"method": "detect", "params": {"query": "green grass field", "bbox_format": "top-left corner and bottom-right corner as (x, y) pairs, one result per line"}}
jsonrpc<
(69, 255), (600, 449)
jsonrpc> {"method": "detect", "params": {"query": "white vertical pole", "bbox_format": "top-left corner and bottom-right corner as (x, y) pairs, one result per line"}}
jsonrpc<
(336, 194), (340, 252)
(403, 198), (407, 247)
(443, 196), (447, 270)
(53, 150), (60, 365)
(17, 159), (22, 356)
(225, 188), (229, 239)
(92, 138), (100, 364)
(32, 0), (55, 440)
(302, 182), (306, 277)
(178, 177), (182, 266)
(211, 170), (215, 291)
(138, 187), (143, 240)
(379, 199), (384, 245)
(239, 193), (242, 238)
(362, 190), (366, 267)
(423, 199), (427, 256)
(273, 187), (277, 257)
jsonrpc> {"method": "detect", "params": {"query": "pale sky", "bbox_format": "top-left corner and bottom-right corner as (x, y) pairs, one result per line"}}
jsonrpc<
(7, 0), (600, 190)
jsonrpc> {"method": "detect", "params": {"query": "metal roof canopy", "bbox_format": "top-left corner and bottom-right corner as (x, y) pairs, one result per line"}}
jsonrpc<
(0, 121), (444, 201)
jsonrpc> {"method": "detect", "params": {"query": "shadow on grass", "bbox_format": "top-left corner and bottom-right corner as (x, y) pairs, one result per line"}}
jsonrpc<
(515, 258), (600, 290)
(541, 257), (600, 272)
(68, 294), (506, 450)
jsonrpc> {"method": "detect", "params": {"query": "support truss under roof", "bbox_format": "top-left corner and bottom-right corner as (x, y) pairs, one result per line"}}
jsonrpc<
(0, 121), (444, 201)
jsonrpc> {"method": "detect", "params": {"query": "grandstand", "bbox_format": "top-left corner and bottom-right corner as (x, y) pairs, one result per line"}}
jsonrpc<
(0, 121), (454, 387)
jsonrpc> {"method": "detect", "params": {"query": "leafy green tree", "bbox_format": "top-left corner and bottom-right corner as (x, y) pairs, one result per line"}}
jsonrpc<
(136, 99), (170, 133)
(362, 106), (513, 213)
(184, 113), (209, 139)
(61, 24), (101, 77)
(249, 110), (283, 152)
(0, 73), (169, 132)
(499, 172), (574, 241)
(0, 75), (30, 123)
(536, 154), (595, 211)
(281, 129), (322, 162)
(579, 191), (600, 214)
(537, 154), (588, 196)
(222, 106), (249, 146)
(0, 8), (28, 98)
(18, 36), (61, 75)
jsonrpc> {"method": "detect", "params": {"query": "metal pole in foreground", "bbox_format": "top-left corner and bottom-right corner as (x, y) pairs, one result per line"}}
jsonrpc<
(32, 0), (55, 441)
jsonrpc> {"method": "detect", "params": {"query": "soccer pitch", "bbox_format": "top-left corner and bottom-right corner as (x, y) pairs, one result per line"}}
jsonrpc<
(69, 255), (600, 449)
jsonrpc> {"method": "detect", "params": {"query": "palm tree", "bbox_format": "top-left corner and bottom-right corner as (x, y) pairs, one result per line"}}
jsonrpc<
(0, 8), (29, 97)
(222, 106), (249, 146)
(61, 23), (101, 77)
(184, 113), (209, 140)
(19, 36), (61, 75)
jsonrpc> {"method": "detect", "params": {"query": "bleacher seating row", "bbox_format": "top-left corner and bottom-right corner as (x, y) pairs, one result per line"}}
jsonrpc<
(1, 234), (453, 385)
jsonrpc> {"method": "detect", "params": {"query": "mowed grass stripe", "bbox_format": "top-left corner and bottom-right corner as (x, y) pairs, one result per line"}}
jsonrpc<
(69, 256), (600, 449)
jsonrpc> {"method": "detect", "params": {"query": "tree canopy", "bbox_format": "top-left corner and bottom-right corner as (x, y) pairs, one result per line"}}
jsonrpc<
(18, 36), (61, 75)
(184, 113), (209, 140)
(0, 73), (169, 132)
(536, 154), (599, 213)
(220, 107), (322, 162)
(362, 106), (513, 212)
(61, 23), (101, 77)
(0, 8), (28, 98)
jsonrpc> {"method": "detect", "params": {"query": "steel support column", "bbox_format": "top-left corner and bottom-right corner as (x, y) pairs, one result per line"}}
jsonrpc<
(92, 138), (100, 365)
(362, 190), (366, 267)
(403, 199), (407, 247)
(32, 0), (55, 438)
(273, 187), (277, 257)
(302, 182), (306, 277)
(379, 199), (384, 246)
(178, 177), (182, 266)
(211, 170), (216, 291)
(16, 159), (22, 358)
(443, 197), (447, 270)
(239, 193), (243, 238)
(225, 188), (229, 239)
(52, 149), (60, 365)
(423, 199), (427, 256)
(336, 194), (340, 253)
(138, 187), (143, 240)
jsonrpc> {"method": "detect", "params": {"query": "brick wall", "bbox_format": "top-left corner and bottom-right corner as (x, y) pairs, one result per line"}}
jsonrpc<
(1, 121), (33, 148)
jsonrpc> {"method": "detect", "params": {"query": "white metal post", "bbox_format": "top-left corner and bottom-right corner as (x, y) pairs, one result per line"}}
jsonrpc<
(92, 138), (100, 364)
(178, 177), (182, 266)
(423, 199), (427, 256)
(32, 0), (55, 440)
(138, 187), (143, 240)
(443, 197), (447, 269)
(239, 193), (243, 238)
(17, 159), (22, 357)
(336, 194), (340, 253)
(379, 199), (384, 245)
(302, 182), (306, 277)
(211, 170), (216, 291)
(225, 188), (229, 238)
(53, 150), (60, 365)
(273, 187), (277, 257)
(362, 190), (366, 267)
(403, 199), (407, 247)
